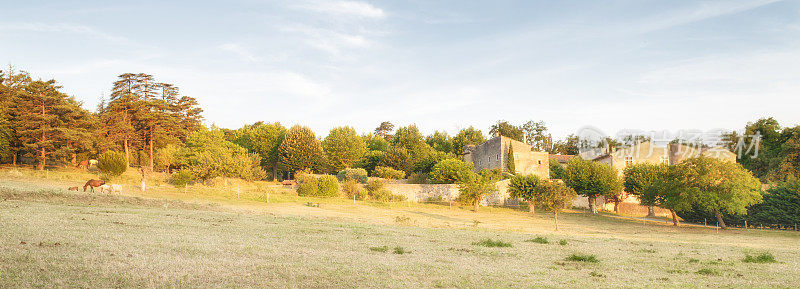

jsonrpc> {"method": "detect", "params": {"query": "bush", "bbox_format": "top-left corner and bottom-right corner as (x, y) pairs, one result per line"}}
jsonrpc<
(337, 168), (368, 184)
(472, 238), (512, 248)
(429, 159), (473, 184)
(566, 253), (599, 263)
(526, 236), (549, 244)
(393, 246), (409, 254)
(317, 175), (340, 197)
(407, 172), (429, 184)
(342, 179), (366, 200)
(171, 170), (193, 188)
(296, 173), (319, 196)
(743, 252), (777, 263)
(558, 240), (568, 246)
(373, 166), (405, 179)
(97, 151), (127, 179)
(365, 179), (405, 202)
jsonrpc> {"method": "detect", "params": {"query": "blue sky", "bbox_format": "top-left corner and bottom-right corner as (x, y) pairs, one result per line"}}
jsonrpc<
(1, 0), (799, 140)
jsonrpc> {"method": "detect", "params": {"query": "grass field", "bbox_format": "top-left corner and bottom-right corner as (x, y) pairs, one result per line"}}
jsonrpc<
(1, 167), (799, 288)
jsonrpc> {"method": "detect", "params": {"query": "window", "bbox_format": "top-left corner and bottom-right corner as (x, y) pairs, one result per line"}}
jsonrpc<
(625, 156), (633, 167)
(537, 160), (542, 165)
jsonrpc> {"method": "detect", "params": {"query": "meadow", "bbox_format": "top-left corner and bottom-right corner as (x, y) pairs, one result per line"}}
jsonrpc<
(1, 167), (798, 288)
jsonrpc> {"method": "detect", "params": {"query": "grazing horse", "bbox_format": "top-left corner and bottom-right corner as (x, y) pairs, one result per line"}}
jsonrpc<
(83, 179), (105, 192)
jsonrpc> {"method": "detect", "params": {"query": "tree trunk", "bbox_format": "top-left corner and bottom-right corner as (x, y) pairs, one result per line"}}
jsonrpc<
(714, 210), (727, 229)
(670, 209), (679, 226)
(646, 206), (656, 217)
(71, 153), (77, 167)
(124, 139), (130, 166)
(38, 148), (46, 170)
(554, 212), (559, 231)
(272, 163), (278, 182)
(140, 167), (147, 193)
(148, 133), (154, 168)
(529, 199), (535, 216)
(473, 196), (481, 212)
(613, 200), (620, 213)
(12, 152), (16, 165)
(588, 196), (597, 214)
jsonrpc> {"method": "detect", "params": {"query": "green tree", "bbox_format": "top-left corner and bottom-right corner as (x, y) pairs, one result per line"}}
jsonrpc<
(176, 127), (265, 182)
(425, 131), (453, 154)
(278, 125), (326, 175)
(379, 146), (413, 174)
(14, 80), (92, 170)
(522, 120), (552, 151)
(452, 126), (486, 155)
(680, 157), (762, 229)
(507, 174), (540, 215)
(413, 150), (454, 175)
(549, 159), (565, 179)
(535, 180), (577, 231)
(489, 120), (523, 142)
(375, 121), (394, 140)
(234, 122), (286, 180)
(506, 145), (516, 173)
(738, 117), (782, 181)
(97, 151), (127, 179)
(363, 133), (389, 151)
(623, 163), (668, 216)
(317, 175), (340, 197)
(391, 124), (431, 163)
(323, 126), (366, 172)
(457, 170), (499, 212)
(356, 150), (384, 174)
(429, 158), (474, 184)
(563, 158), (622, 214)
(639, 165), (693, 226)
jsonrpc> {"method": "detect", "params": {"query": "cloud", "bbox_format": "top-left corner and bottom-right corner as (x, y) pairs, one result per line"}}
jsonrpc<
(281, 25), (373, 55)
(295, 1), (385, 19)
(0, 22), (129, 43)
(634, 0), (783, 33)
(218, 43), (264, 62)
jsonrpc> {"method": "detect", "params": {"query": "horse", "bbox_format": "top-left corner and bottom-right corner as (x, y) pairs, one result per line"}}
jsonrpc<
(110, 184), (123, 194)
(83, 179), (105, 192)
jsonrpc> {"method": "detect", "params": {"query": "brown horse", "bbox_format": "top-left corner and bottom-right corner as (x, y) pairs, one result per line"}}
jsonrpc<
(83, 179), (105, 192)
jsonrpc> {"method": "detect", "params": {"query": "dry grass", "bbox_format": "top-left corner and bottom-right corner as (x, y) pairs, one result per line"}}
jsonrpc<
(1, 167), (800, 288)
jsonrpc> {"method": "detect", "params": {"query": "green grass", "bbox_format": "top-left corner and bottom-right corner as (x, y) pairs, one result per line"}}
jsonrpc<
(526, 236), (549, 244)
(743, 252), (777, 263)
(696, 268), (720, 276)
(392, 247), (408, 254)
(566, 253), (599, 263)
(472, 238), (512, 248)
(2, 167), (800, 288)
(558, 239), (568, 246)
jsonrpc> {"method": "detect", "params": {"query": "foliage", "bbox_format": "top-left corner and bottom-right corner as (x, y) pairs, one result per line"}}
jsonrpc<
(623, 163), (669, 199)
(526, 237), (549, 244)
(392, 247), (408, 254)
(278, 125), (327, 173)
(374, 121), (394, 140)
(364, 179), (405, 202)
(535, 180), (577, 230)
(472, 239), (512, 248)
(680, 157), (762, 228)
(295, 172), (319, 197)
(317, 175), (340, 198)
(558, 240), (568, 246)
(489, 120), (523, 142)
(563, 158), (622, 213)
(336, 168), (368, 184)
(407, 172), (429, 184)
(176, 128), (265, 182)
(549, 159), (565, 179)
(522, 120), (552, 151)
(373, 166), (406, 179)
(379, 146), (413, 173)
(369, 246), (388, 253)
(743, 252), (777, 263)
(429, 158), (473, 184)
(452, 126), (485, 155)
(566, 253), (598, 263)
(506, 145), (515, 173)
(507, 174), (539, 204)
(413, 150), (454, 174)
(729, 118), (800, 182)
(363, 133), (389, 151)
(234, 122), (285, 178)
(322, 126), (367, 172)
(391, 124), (431, 163)
(341, 179), (365, 200)
(747, 179), (800, 226)
(171, 170), (193, 188)
(154, 143), (181, 171)
(457, 170), (499, 211)
(97, 151), (127, 179)
(425, 131), (453, 154)
(355, 150), (384, 174)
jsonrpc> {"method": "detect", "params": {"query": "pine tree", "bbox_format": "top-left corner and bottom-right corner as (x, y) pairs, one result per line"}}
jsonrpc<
(506, 145), (516, 173)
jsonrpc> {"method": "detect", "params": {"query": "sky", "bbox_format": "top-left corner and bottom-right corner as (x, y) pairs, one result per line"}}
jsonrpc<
(1, 0), (799, 141)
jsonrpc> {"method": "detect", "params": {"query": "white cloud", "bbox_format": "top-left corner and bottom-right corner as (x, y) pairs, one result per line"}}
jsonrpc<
(0, 22), (128, 43)
(295, 1), (385, 19)
(218, 43), (264, 62)
(281, 25), (373, 55)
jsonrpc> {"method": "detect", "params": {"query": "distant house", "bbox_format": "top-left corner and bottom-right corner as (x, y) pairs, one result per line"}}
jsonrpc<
(462, 136), (550, 179)
(589, 141), (736, 176)
(548, 154), (575, 167)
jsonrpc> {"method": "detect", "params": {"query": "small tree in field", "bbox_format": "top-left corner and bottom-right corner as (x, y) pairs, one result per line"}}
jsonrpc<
(536, 180), (577, 231)
(97, 151), (127, 180)
(679, 157), (762, 229)
(457, 170), (499, 212)
(563, 158), (622, 214)
(507, 174), (539, 215)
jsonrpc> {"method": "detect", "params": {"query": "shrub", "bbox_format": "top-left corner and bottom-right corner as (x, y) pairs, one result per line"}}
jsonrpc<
(393, 246), (409, 254)
(171, 170), (193, 188)
(365, 179), (405, 202)
(407, 172), (429, 184)
(296, 173), (319, 196)
(365, 179), (386, 193)
(526, 236), (549, 244)
(566, 253), (599, 263)
(558, 240), (568, 246)
(370, 246), (388, 253)
(97, 151), (127, 179)
(473, 239), (512, 248)
(373, 166), (405, 179)
(342, 179), (366, 200)
(317, 175), (339, 197)
(337, 168), (368, 184)
(743, 252), (777, 263)
(429, 159), (473, 184)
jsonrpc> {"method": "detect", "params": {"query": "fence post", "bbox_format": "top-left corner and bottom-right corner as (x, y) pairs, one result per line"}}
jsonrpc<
(744, 220), (747, 230)
(704, 218), (707, 227)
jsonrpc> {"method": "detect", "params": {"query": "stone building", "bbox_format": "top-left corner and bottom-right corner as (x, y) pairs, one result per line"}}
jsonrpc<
(590, 141), (736, 176)
(462, 136), (549, 179)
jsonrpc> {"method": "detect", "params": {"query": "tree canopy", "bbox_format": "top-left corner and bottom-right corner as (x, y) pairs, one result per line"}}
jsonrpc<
(278, 125), (326, 174)
(322, 126), (366, 172)
(563, 157), (622, 214)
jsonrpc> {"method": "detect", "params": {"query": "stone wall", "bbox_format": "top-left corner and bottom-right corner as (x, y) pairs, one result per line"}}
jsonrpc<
(383, 179), (515, 206)
(464, 136), (549, 179)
